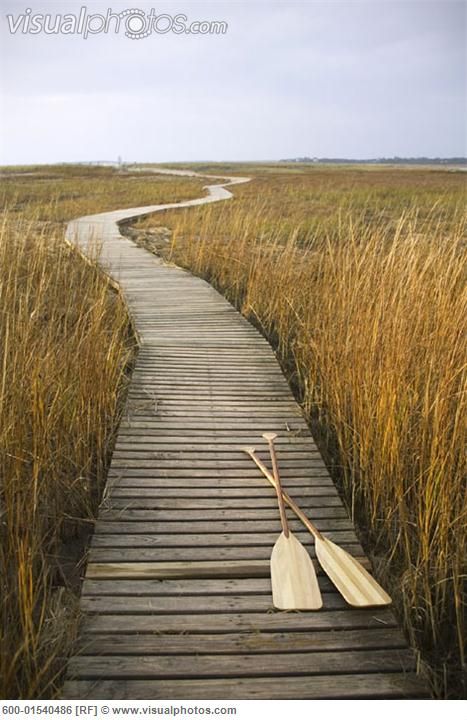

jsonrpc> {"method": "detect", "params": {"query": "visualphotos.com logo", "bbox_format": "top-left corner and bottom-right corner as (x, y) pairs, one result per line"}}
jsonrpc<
(5, 7), (228, 40)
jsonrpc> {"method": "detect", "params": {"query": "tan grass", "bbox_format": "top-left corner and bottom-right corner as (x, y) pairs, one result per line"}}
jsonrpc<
(0, 215), (134, 697)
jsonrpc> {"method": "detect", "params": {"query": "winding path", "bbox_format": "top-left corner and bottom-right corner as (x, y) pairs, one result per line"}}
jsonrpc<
(62, 170), (427, 700)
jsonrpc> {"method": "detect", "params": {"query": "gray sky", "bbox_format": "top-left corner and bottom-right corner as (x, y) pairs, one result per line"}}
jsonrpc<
(0, 0), (465, 163)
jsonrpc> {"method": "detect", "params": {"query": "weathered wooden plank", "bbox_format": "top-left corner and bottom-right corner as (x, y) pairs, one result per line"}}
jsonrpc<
(81, 577), (341, 596)
(107, 467), (328, 478)
(68, 648), (416, 680)
(112, 439), (317, 449)
(80, 607), (397, 634)
(86, 560), (271, 579)
(135, 354), (279, 362)
(133, 364), (285, 372)
(132, 327), (266, 334)
(105, 496), (345, 509)
(124, 413), (307, 421)
(132, 384), (288, 392)
(128, 397), (295, 406)
(106, 476), (331, 488)
(132, 324), (258, 329)
(126, 397), (300, 406)
(125, 408), (305, 417)
(87, 545), (364, 563)
(135, 342), (277, 348)
(99, 507), (349, 522)
(117, 421), (309, 431)
(75, 627), (408, 655)
(133, 377), (287, 384)
(114, 436), (314, 444)
(90, 529), (357, 547)
(62, 673), (428, 699)
(134, 363), (285, 370)
(87, 558), (369, 581)
(80, 592), (348, 614)
(135, 344), (276, 351)
(117, 421), (309, 429)
(109, 457), (324, 469)
(125, 394), (299, 403)
(129, 394), (293, 402)
(106, 487), (336, 498)
(131, 375), (288, 382)
(111, 450), (319, 461)
(93, 518), (353, 534)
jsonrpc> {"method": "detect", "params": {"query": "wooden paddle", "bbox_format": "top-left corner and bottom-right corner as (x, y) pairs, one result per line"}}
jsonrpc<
(262, 432), (322, 611)
(243, 441), (392, 608)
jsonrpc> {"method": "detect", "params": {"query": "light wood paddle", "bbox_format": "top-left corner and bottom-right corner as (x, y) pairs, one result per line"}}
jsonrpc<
(262, 432), (322, 611)
(243, 441), (392, 608)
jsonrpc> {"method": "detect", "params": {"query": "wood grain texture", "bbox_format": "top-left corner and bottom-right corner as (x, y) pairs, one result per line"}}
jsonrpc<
(316, 536), (392, 607)
(270, 532), (322, 610)
(67, 648), (416, 679)
(62, 673), (428, 700)
(75, 628), (408, 656)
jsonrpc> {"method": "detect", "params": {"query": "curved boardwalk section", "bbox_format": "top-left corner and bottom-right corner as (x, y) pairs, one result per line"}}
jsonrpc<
(62, 173), (427, 699)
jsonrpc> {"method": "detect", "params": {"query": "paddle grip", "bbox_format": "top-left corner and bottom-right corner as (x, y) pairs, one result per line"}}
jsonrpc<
(246, 449), (324, 541)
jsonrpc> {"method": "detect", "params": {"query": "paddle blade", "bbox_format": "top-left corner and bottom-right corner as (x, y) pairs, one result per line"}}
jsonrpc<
(271, 532), (322, 610)
(315, 536), (392, 607)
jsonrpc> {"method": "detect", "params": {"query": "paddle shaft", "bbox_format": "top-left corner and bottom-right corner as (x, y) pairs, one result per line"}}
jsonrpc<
(245, 448), (324, 541)
(264, 435), (290, 538)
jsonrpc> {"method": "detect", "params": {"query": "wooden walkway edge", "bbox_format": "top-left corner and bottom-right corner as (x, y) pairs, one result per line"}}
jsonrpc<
(62, 170), (429, 700)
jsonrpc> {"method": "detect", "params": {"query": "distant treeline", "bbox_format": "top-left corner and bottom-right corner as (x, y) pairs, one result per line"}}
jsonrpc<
(281, 157), (467, 165)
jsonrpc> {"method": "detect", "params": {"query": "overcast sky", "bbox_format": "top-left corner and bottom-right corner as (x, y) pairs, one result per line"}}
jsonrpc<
(0, 0), (465, 163)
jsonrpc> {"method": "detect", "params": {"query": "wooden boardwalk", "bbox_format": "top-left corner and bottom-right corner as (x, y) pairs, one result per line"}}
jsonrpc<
(62, 172), (428, 700)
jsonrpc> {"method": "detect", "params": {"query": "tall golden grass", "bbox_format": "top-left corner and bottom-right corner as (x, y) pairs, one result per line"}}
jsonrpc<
(0, 166), (203, 698)
(148, 169), (466, 696)
(0, 215), (134, 697)
(0, 166), (204, 227)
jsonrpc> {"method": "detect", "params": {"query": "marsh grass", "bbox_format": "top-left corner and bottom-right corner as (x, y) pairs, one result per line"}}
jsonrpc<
(0, 166), (205, 226)
(0, 213), (136, 697)
(140, 166), (466, 697)
(0, 166), (204, 698)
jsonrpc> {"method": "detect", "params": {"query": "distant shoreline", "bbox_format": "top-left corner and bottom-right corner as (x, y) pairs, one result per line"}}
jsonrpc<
(280, 157), (467, 166)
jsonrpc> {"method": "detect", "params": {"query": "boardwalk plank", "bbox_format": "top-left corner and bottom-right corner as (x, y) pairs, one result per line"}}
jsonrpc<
(87, 545), (365, 563)
(62, 674), (428, 699)
(80, 592), (349, 614)
(75, 628), (408, 655)
(93, 518), (354, 533)
(99, 507), (349, 522)
(106, 476), (331, 488)
(106, 487), (337, 498)
(67, 648), (416, 679)
(90, 530), (358, 546)
(85, 559), (375, 580)
(80, 608), (399, 634)
(81, 577), (342, 596)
